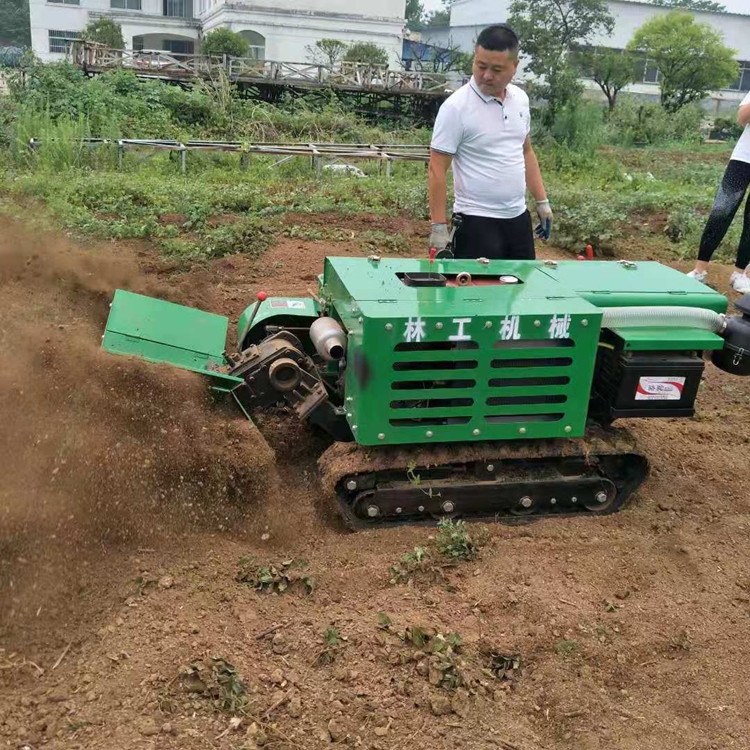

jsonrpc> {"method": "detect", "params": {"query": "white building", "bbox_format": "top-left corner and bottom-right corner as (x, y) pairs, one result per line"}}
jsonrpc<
(29, 0), (406, 65)
(424, 0), (750, 112)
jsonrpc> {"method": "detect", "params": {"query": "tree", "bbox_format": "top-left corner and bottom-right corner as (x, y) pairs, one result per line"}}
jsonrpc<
(627, 11), (738, 112)
(343, 42), (389, 66)
(405, 0), (426, 32)
(650, 0), (726, 12)
(509, 0), (615, 124)
(575, 46), (639, 111)
(200, 28), (249, 58)
(423, 0), (451, 27)
(305, 38), (348, 66)
(0, 0), (30, 47)
(81, 18), (124, 49)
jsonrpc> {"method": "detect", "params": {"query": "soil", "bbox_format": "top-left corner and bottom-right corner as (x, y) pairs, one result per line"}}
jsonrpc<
(1, 212), (749, 750)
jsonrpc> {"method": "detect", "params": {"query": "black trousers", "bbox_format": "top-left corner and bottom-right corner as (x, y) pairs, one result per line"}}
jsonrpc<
(698, 159), (750, 268)
(452, 211), (536, 260)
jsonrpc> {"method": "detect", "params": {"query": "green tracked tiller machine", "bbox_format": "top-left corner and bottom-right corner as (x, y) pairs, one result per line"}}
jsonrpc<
(103, 256), (750, 528)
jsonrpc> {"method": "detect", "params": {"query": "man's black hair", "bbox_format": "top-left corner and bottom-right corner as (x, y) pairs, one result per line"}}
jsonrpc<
(475, 24), (519, 55)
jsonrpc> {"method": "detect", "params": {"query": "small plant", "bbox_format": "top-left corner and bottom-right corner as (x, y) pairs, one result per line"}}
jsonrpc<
(389, 546), (440, 585)
(436, 519), (487, 561)
(402, 626), (465, 690)
(554, 639), (579, 656)
(483, 649), (522, 682)
(315, 625), (343, 666)
(235, 557), (315, 595)
(178, 657), (248, 714)
(405, 462), (441, 500)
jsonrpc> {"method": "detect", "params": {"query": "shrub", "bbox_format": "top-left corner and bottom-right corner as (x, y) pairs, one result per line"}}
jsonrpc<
(201, 29), (249, 58)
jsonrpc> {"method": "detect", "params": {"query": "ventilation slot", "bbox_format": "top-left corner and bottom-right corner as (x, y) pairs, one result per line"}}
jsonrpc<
(484, 413), (564, 424)
(486, 395), (567, 406)
(491, 357), (572, 369)
(394, 360), (478, 372)
(493, 338), (574, 349)
(390, 417), (472, 427)
(392, 379), (476, 390)
(391, 398), (474, 409)
(489, 376), (570, 387)
(395, 341), (479, 352)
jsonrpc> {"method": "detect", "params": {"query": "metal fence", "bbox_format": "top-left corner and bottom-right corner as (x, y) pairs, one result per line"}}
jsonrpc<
(27, 138), (431, 176)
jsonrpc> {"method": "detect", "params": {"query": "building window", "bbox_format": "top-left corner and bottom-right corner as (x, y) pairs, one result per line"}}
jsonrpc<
(727, 62), (750, 92)
(238, 30), (265, 60)
(163, 0), (192, 17)
(48, 30), (81, 54)
(48, 0), (81, 5)
(163, 39), (194, 54)
(111, 0), (142, 9)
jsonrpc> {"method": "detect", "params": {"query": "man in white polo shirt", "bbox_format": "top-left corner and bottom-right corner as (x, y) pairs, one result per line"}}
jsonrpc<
(428, 24), (552, 260)
(687, 91), (750, 293)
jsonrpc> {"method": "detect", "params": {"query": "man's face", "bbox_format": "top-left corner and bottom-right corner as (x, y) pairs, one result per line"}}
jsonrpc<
(472, 45), (519, 97)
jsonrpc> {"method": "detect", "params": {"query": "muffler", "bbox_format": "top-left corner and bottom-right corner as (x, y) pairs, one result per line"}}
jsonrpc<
(712, 294), (750, 376)
(310, 317), (347, 361)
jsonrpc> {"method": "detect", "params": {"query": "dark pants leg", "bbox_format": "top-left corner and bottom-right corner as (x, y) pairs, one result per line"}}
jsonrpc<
(698, 159), (750, 267)
(452, 211), (536, 260)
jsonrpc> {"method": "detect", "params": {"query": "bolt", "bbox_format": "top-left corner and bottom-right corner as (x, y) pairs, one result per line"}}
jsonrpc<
(442, 501), (455, 513)
(396, 507), (402, 514)
(418, 505), (425, 512)
(571, 496), (578, 504)
(595, 491), (608, 504)
(486, 464), (495, 472)
(346, 412), (352, 418)
(564, 425), (572, 433)
(484, 321), (493, 329)
(581, 319), (589, 327)
(346, 396), (353, 402)
(534, 320), (541, 327)
(519, 427), (527, 435)
(472, 428), (480, 436)
(358, 317), (363, 323)
(425, 430), (434, 438)
(436, 322), (444, 330)
(385, 323), (393, 331)
(550, 498), (557, 505)
(520, 496), (533, 509)
(378, 433), (385, 441)
(346, 480), (357, 491)
(367, 505), (380, 518)
(352, 425), (358, 431)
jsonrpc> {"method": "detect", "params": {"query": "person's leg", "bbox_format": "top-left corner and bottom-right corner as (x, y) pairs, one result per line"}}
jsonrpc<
(694, 160), (750, 275)
(452, 214), (503, 259)
(735, 177), (750, 271)
(497, 210), (536, 260)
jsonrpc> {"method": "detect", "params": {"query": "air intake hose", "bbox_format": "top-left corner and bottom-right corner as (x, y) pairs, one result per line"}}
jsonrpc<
(601, 306), (726, 334)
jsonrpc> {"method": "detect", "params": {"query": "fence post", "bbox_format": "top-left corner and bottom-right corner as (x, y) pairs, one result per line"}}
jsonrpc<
(180, 144), (187, 175)
(118, 140), (124, 171)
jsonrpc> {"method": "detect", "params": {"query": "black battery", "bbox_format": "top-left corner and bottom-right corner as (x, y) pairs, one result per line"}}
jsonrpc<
(590, 341), (705, 422)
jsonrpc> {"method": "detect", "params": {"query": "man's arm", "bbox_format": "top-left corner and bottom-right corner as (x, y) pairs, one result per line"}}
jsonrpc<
(738, 103), (750, 128)
(523, 135), (547, 202)
(428, 150), (453, 224)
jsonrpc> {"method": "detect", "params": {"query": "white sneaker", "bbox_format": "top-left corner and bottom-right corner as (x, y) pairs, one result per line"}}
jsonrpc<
(687, 269), (707, 283)
(729, 271), (750, 294)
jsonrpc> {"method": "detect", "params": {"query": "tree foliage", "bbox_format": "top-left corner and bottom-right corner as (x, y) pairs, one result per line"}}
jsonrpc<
(509, 0), (614, 124)
(200, 28), (249, 58)
(81, 18), (124, 49)
(0, 0), (30, 47)
(305, 38), (348, 66)
(575, 47), (639, 111)
(628, 11), (738, 111)
(649, 0), (726, 12)
(343, 42), (389, 66)
(405, 0), (426, 31)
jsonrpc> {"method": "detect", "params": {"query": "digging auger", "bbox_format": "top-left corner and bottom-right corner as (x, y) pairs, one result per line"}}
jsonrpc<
(102, 257), (750, 528)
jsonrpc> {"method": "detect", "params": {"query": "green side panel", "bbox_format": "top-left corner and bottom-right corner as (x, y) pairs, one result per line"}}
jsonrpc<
(103, 289), (243, 390)
(321, 257), (602, 446)
(237, 297), (320, 349)
(542, 261), (728, 314)
(611, 327), (725, 352)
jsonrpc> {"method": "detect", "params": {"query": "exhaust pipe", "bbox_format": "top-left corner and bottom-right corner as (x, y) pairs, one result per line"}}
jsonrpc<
(310, 317), (347, 361)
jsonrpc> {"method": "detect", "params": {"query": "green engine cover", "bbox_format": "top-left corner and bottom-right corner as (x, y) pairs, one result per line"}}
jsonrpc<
(320, 257), (727, 447)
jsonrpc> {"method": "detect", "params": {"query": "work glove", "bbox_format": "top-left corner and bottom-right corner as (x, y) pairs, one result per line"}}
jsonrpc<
(534, 199), (553, 241)
(429, 222), (450, 254)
